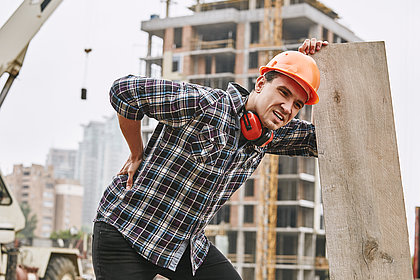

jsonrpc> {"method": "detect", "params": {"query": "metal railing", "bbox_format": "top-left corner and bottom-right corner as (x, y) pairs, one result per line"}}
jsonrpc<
(191, 38), (235, 50)
(227, 254), (326, 266)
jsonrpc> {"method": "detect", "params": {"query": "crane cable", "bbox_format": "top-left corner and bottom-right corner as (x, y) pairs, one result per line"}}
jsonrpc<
(81, 0), (97, 100)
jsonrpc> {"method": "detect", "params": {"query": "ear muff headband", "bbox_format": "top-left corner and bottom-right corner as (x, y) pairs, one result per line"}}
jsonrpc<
(240, 111), (274, 147)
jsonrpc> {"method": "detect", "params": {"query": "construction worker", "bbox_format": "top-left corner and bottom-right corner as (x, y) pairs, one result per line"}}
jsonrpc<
(92, 38), (328, 280)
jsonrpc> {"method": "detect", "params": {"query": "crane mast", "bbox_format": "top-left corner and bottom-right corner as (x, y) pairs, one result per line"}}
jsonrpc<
(256, 1), (282, 279)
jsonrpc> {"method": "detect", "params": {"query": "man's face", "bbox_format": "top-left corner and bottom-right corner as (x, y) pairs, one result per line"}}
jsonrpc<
(254, 74), (308, 130)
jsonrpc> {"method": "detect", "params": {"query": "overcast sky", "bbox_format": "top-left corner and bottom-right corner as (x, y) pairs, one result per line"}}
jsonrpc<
(1, 0), (419, 253)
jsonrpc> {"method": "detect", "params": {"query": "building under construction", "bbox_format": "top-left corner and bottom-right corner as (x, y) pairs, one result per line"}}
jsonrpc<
(140, 1), (361, 279)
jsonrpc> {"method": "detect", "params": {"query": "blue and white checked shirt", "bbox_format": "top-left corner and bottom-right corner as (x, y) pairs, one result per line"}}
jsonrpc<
(94, 75), (317, 275)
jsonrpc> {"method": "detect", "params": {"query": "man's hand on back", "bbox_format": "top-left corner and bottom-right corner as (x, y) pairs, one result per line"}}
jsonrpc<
(298, 38), (329, 55)
(117, 114), (144, 191)
(118, 154), (143, 190)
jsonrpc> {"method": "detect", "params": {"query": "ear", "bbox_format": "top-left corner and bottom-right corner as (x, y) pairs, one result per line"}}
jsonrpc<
(255, 75), (266, 93)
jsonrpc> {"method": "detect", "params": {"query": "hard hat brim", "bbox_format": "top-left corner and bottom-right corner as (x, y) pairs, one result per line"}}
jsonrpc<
(260, 66), (319, 105)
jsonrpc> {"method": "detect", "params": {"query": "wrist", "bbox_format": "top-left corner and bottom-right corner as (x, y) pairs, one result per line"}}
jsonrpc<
(129, 151), (143, 161)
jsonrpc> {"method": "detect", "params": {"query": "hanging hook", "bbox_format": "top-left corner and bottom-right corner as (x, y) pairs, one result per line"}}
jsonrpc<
(81, 48), (92, 100)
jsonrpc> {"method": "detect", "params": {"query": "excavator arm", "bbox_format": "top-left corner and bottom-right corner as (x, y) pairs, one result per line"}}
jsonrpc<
(0, 0), (63, 109)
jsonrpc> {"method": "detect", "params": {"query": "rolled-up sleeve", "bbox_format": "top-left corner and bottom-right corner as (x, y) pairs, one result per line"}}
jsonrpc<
(109, 75), (202, 127)
(265, 119), (317, 157)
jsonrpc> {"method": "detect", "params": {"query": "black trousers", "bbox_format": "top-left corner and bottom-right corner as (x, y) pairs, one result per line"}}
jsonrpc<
(92, 222), (242, 280)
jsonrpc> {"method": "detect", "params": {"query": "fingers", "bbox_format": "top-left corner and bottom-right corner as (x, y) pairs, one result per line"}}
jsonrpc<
(310, 37), (317, 54)
(122, 157), (143, 190)
(299, 38), (329, 55)
(126, 170), (134, 190)
(298, 38), (310, 54)
(317, 40), (328, 48)
(316, 40), (323, 51)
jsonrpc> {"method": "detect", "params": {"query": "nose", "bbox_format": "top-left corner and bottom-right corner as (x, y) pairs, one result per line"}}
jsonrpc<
(281, 101), (293, 115)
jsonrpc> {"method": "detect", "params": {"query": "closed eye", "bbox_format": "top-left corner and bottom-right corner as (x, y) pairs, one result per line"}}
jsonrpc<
(278, 86), (292, 97)
(278, 86), (304, 110)
(294, 101), (304, 110)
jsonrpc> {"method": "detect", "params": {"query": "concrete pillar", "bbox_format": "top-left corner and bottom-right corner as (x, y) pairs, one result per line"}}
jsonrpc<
(235, 23), (246, 85)
(197, 56), (206, 75)
(297, 231), (305, 280)
(327, 30), (334, 43)
(147, 33), (152, 56)
(146, 33), (153, 77)
(183, 55), (191, 77)
(249, 0), (256, 10)
(314, 159), (321, 231)
(164, 28), (174, 51)
(307, 233), (317, 280)
(308, 24), (322, 39)
(241, 21), (251, 88)
(211, 55), (216, 74)
(182, 25), (193, 51)
(236, 186), (245, 276)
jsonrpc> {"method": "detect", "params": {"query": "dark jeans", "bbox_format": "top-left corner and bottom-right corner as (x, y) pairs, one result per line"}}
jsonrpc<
(92, 222), (242, 280)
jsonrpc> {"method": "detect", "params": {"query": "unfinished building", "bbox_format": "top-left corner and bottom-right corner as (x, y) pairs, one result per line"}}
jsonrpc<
(140, 1), (361, 279)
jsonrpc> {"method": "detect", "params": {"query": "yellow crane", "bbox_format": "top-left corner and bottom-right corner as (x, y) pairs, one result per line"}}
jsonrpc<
(256, 1), (282, 279)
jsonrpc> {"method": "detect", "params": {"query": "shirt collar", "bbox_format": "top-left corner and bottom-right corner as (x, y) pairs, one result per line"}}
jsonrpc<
(226, 82), (249, 115)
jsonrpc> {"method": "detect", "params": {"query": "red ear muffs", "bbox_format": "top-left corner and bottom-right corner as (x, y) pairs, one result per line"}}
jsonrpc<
(240, 111), (274, 147)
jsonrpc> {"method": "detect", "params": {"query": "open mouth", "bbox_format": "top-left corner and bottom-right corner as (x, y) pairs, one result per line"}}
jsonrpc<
(273, 111), (284, 122)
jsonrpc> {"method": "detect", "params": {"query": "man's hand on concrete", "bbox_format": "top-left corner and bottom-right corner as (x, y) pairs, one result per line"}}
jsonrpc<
(118, 154), (143, 190)
(298, 38), (329, 55)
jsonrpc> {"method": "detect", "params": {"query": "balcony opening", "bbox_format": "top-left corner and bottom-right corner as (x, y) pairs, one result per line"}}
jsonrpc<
(278, 156), (298, 174)
(250, 22), (260, 44)
(301, 207), (314, 228)
(193, 23), (236, 50)
(242, 268), (255, 280)
(244, 205), (254, 223)
(216, 54), (235, 73)
(174, 27), (182, 48)
(302, 181), (315, 202)
(277, 206), (297, 227)
(205, 56), (212, 74)
(249, 51), (259, 69)
(244, 231), (256, 263)
(172, 55), (182, 72)
(323, 27), (329, 41)
(277, 180), (297, 201)
(244, 179), (255, 197)
(276, 269), (297, 280)
(276, 233), (298, 256)
(282, 22), (310, 45)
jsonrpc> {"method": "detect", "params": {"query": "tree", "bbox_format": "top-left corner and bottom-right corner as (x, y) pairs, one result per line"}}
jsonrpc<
(17, 202), (37, 239)
(50, 229), (82, 241)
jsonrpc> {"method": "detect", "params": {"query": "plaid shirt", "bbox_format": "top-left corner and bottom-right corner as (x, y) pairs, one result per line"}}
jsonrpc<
(95, 75), (317, 275)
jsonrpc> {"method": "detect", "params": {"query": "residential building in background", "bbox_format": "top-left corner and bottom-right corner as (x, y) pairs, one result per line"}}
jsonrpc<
(102, 114), (130, 188)
(5, 165), (84, 237)
(5, 164), (56, 238)
(54, 179), (83, 232)
(45, 148), (77, 180)
(76, 114), (129, 230)
(76, 121), (105, 229)
(140, 0), (361, 279)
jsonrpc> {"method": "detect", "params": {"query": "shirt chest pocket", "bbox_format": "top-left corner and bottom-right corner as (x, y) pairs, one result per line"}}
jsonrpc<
(190, 125), (228, 166)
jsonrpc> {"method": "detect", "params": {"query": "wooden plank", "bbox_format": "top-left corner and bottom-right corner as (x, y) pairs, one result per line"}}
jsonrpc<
(313, 42), (413, 280)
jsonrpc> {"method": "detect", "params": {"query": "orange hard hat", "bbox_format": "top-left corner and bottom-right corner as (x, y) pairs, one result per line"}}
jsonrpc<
(259, 51), (320, 105)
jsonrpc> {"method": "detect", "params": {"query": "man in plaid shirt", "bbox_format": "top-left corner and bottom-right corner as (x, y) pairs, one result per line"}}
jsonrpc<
(92, 39), (328, 279)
